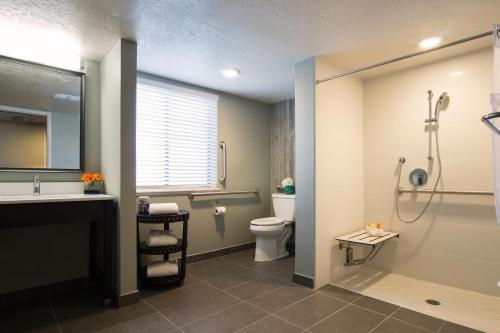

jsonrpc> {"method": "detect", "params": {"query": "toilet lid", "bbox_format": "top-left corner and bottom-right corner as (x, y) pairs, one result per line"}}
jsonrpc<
(251, 217), (285, 226)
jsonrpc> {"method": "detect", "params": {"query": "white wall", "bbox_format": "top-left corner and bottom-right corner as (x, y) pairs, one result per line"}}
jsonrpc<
(100, 39), (137, 297)
(364, 48), (500, 296)
(315, 57), (365, 287)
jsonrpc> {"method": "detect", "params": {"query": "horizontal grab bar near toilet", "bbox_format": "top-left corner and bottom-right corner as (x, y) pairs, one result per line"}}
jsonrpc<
(188, 188), (259, 199)
(398, 188), (494, 196)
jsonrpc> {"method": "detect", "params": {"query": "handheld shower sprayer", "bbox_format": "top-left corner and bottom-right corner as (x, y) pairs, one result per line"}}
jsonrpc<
(396, 90), (448, 224)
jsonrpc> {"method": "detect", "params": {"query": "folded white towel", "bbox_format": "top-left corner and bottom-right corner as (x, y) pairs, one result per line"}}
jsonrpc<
(147, 260), (179, 278)
(146, 229), (178, 247)
(148, 203), (179, 215)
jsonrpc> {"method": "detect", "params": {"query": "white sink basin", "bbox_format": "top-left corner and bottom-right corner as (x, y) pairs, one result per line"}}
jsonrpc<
(0, 182), (114, 204)
(0, 194), (114, 204)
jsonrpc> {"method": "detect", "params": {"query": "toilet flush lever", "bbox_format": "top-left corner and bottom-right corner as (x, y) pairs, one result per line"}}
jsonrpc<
(219, 141), (226, 185)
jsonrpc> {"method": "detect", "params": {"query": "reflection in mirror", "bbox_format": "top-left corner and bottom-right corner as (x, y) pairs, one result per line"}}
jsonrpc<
(0, 57), (84, 171)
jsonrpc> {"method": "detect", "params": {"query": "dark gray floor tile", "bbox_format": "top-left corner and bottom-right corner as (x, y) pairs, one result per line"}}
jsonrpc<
(353, 296), (399, 315)
(226, 276), (287, 300)
(55, 299), (155, 332)
(0, 309), (59, 333)
(372, 318), (429, 333)
(99, 313), (180, 333)
(182, 274), (202, 287)
(317, 285), (360, 303)
(144, 282), (218, 311)
(392, 308), (444, 332)
(310, 304), (385, 333)
(249, 284), (315, 313)
(161, 290), (240, 327)
(182, 303), (266, 333)
(220, 249), (255, 266)
(0, 298), (52, 319)
(247, 256), (295, 275)
(275, 293), (347, 329)
(239, 316), (302, 333)
(439, 321), (484, 333)
(267, 266), (295, 283)
(206, 269), (263, 290)
(188, 258), (245, 281)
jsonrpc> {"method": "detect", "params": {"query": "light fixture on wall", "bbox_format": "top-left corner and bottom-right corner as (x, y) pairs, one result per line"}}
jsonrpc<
(221, 68), (240, 78)
(0, 21), (81, 70)
(419, 36), (442, 49)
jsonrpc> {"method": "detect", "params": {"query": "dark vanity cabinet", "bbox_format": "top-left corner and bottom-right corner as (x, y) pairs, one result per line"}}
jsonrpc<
(0, 197), (117, 305)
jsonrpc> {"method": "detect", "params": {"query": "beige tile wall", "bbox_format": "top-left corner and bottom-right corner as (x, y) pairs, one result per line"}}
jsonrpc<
(363, 47), (500, 296)
(315, 56), (365, 287)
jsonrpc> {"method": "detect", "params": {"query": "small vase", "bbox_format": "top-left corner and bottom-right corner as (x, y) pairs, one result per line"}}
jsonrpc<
(84, 180), (102, 194)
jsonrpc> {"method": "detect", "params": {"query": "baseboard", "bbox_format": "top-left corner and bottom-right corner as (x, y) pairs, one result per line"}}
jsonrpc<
(293, 273), (314, 289)
(0, 277), (90, 307)
(186, 242), (256, 264)
(116, 290), (140, 307)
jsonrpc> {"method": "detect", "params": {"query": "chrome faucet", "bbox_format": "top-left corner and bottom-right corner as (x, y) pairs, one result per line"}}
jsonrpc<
(33, 173), (41, 196)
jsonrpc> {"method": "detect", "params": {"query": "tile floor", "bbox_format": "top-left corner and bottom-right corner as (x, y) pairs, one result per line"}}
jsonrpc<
(0, 249), (484, 333)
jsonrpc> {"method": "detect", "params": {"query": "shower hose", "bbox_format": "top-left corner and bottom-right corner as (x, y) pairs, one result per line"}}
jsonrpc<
(395, 104), (443, 224)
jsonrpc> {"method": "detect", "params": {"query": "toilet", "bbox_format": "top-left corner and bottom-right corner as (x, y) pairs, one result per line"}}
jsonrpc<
(250, 193), (295, 261)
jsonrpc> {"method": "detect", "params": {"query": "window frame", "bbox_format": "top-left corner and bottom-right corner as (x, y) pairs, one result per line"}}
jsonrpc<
(136, 75), (220, 195)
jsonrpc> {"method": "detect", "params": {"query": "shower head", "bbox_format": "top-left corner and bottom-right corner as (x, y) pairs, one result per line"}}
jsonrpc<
(437, 92), (450, 111)
(438, 92), (448, 104)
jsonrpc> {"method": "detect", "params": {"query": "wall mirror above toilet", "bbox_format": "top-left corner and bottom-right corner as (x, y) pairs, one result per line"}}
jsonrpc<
(0, 55), (85, 172)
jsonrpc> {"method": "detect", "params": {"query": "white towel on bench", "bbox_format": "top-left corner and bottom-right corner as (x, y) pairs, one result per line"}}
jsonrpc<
(146, 229), (178, 247)
(147, 260), (179, 277)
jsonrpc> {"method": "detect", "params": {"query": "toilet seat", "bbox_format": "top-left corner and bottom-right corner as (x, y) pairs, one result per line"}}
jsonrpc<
(251, 217), (285, 226)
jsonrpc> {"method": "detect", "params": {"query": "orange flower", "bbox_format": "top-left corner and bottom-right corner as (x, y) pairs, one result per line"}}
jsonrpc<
(92, 173), (103, 181)
(81, 173), (103, 182)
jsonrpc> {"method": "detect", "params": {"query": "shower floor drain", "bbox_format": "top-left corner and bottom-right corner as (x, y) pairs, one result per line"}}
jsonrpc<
(425, 299), (441, 305)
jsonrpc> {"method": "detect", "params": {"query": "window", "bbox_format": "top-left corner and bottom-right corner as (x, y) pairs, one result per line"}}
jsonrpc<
(136, 77), (218, 191)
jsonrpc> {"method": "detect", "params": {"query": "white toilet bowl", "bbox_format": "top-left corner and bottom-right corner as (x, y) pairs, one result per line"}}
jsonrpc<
(250, 217), (293, 261)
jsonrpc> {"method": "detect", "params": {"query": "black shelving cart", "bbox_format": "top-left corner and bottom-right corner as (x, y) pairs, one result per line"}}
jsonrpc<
(136, 210), (189, 288)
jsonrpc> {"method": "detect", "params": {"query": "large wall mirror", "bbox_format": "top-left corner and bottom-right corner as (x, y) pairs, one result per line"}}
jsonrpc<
(0, 56), (84, 171)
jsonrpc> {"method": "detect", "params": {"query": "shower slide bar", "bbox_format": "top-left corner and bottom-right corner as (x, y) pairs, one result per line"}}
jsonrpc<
(398, 188), (494, 196)
(188, 188), (259, 199)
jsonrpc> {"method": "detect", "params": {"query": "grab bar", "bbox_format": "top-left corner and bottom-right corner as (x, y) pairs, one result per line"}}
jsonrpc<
(398, 188), (494, 196)
(188, 188), (259, 199)
(219, 141), (226, 184)
(481, 112), (500, 135)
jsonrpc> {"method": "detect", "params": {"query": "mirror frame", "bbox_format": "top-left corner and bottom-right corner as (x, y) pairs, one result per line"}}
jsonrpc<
(0, 55), (85, 172)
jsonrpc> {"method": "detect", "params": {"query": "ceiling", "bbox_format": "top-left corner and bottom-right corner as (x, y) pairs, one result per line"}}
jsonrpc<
(1, 0), (500, 103)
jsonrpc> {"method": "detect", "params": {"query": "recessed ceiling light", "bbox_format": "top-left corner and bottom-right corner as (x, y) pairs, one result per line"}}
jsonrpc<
(449, 70), (464, 77)
(221, 68), (240, 78)
(419, 36), (442, 49)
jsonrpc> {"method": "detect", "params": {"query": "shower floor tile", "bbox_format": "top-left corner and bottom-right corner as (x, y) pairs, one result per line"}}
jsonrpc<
(333, 266), (500, 333)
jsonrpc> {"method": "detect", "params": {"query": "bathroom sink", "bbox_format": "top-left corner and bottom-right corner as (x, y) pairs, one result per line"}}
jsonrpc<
(0, 193), (113, 204)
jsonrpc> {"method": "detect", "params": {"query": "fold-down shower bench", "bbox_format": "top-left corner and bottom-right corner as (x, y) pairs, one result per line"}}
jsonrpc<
(336, 230), (399, 266)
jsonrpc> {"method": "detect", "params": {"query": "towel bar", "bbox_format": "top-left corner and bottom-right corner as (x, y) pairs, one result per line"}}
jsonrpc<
(188, 188), (259, 199)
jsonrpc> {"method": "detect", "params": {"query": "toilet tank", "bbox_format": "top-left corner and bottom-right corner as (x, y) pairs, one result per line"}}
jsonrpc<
(272, 193), (296, 221)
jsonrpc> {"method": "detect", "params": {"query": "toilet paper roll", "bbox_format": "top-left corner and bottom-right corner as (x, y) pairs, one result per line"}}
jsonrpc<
(214, 206), (226, 216)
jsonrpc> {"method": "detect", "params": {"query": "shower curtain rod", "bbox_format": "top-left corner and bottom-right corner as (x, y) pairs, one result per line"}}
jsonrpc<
(316, 30), (495, 85)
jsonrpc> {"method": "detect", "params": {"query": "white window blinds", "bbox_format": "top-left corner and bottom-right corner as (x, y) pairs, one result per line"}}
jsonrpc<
(136, 77), (218, 190)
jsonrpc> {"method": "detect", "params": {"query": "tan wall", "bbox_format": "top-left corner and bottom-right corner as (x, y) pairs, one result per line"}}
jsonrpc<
(138, 73), (272, 259)
(315, 57), (365, 287)
(0, 120), (46, 168)
(363, 48), (500, 296)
